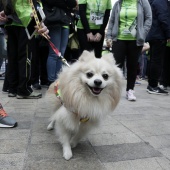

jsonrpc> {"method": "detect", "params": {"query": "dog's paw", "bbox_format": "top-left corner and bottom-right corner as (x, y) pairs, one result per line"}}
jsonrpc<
(47, 122), (54, 131)
(63, 149), (73, 160)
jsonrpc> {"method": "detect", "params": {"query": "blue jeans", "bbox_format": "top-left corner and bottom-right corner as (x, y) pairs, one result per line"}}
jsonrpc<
(47, 26), (69, 82)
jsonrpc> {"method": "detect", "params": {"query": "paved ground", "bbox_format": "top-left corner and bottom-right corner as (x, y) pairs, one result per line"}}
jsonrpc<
(1, 79), (170, 170)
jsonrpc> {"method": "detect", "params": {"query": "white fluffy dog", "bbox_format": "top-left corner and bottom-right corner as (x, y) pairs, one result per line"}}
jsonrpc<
(46, 50), (122, 160)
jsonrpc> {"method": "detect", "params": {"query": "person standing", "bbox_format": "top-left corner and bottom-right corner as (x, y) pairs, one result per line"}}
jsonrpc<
(146, 0), (170, 95)
(41, 0), (77, 84)
(0, 0), (49, 99)
(106, 0), (152, 101)
(77, 0), (112, 58)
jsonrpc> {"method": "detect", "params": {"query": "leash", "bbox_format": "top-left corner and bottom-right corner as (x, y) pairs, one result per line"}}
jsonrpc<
(29, 0), (70, 67)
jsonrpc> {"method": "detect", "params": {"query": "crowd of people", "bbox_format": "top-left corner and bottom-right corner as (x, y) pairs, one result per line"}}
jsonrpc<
(0, 0), (170, 127)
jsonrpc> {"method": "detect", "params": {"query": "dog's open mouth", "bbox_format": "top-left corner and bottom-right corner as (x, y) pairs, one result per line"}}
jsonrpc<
(87, 85), (103, 95)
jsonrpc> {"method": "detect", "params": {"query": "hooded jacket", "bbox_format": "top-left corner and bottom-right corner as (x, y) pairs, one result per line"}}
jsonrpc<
(106, 0), (152, 46)
(146, 0), (170, 41)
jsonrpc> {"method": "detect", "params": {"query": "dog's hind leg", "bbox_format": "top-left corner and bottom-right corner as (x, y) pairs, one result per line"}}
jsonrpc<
(47, 120), (55, 131)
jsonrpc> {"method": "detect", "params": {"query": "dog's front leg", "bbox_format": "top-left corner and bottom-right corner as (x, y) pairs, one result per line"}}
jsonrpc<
(62, 133), (73, 160)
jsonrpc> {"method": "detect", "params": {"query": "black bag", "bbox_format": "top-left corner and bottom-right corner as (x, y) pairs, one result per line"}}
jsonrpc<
(43, 5), (70, 26)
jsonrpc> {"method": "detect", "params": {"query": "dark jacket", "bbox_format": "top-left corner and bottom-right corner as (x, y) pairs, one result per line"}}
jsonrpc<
(41, 0), (77, 26)
(147, 0), (170, 41)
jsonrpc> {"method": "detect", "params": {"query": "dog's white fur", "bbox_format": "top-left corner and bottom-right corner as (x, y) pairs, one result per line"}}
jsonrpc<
(46, 51), (123, 160)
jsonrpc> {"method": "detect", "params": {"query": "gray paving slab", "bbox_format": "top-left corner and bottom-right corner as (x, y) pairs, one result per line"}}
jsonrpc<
(1, 79), (170, 170)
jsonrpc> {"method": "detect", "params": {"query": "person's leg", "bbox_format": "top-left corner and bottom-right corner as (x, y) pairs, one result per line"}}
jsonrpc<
(112, 40), (127, 69)
(159, 46), (170, 88)
(126, 41), (143, 91)
(92, 30), (105, 58)
(6, 26), (18, 95)
(148, 40), (166, 88)
(29, 37), (41, 89)
(47, 26), (62, 82)
(77, 29), (93, 55)
(17, 27), (33, 96)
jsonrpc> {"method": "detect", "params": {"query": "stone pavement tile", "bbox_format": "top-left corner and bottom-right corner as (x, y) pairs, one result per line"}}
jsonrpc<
(0, 139), (27, 154)
(0, 129), (30, 140)
(25, 157), (105, 170)
(155, 157), (170, 170)
(88, 132), (142, 146)
(103, 157), (163, 170)
(89, 124), (130, 135)
(99, 115), (120, 126)
(27, 141), (97, 161)
(30, 132), (57, 144)
(119, 119), (163, 128)
(0, 153), (25, 170)
(158, 147), (170, 159)
(143, 135), (170, 149)
(129, 124), (170, 137)
(94, 142), (162, 163)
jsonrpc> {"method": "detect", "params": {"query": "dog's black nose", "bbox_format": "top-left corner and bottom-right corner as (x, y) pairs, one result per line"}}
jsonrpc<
(94, 79), (102, 86)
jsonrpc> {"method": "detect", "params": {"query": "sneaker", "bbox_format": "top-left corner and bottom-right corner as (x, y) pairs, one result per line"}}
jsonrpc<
(126, 89), (136, 101)
(32, 83), (41, 90)
(0, 105), (17, 128)
(159, 85), (167, 90)
(8, 93), (17, 97)
(147, 86), (169, 95)
(16, 91), (42, 99)
(135, 81), (141, 86)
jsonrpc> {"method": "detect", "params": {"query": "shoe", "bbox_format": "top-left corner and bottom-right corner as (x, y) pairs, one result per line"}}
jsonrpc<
(16, 91), (42, 99)
(0, 105), (17, 128)
(147, 86), (169, 95)
(159, 85), (167, 90)
(135, 81), (141, 86)
(32, 83), (41, 90)
(126, 89), (136, 101)
(8, 93), (17, 97)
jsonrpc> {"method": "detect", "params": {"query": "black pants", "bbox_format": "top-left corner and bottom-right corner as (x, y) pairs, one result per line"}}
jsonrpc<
(148, 40), (166, 87)
(6, 26), (33, 96)
(29, 37), (48, 85)
(112, 40), (143, 91)
(159, 46), (170, 87)
(77, 29), (104, 58)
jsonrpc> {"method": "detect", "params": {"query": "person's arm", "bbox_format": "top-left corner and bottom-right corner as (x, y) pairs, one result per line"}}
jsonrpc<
(79, 4), (91, 34)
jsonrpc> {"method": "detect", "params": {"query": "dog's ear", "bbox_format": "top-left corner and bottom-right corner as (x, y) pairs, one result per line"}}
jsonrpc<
(102, 53), (116, 64)
(79, 50), (95, 62)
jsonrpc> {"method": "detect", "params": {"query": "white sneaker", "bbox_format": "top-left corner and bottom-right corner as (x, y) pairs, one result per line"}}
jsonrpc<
(126, 89), (136, 101)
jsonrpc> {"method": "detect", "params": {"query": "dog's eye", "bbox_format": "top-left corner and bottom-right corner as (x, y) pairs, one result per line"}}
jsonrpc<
(86, 72), (93, 78)
(102, 74), (109, 80)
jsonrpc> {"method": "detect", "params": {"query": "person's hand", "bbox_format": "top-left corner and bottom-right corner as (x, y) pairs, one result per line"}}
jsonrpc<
(87, 32), (94, 42)
(94, 33), (102, 42)
(167, 39), (170, 43)
(0, 11), (8, 22)
(35, 22), (50, 39)
(106, 39), (112, 47)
